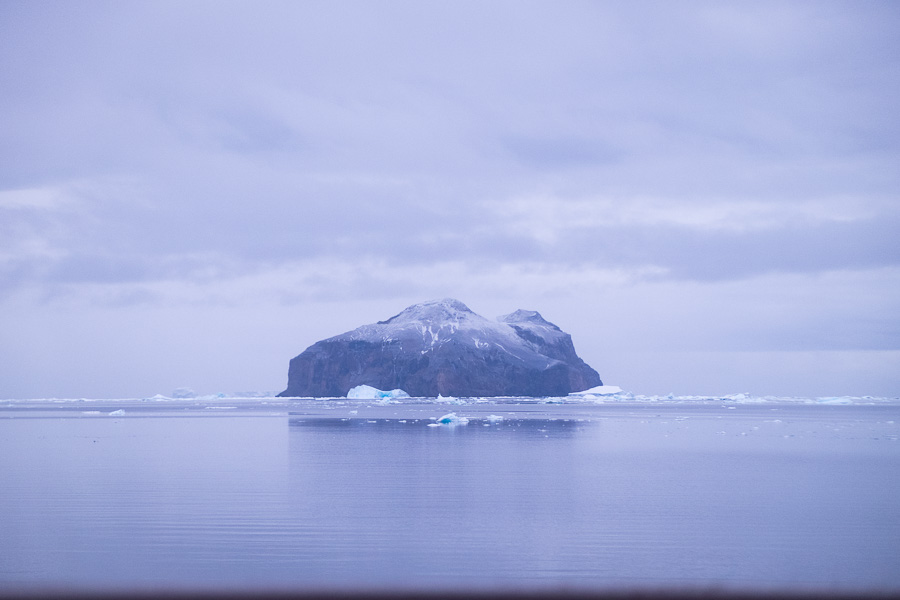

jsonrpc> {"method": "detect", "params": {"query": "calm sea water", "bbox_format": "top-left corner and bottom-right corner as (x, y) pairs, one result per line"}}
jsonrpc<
(1, 398), (899, 594)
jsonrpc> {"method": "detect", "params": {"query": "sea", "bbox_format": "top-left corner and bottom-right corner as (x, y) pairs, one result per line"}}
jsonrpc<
(1, 392), (899, 596)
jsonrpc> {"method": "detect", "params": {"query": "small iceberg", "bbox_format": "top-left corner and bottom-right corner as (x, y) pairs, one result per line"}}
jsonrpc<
(108, 409), (125, 416)
(568, 385), (623, 397)
(347, 385), (410, 400)
(429, 412), (469, 426)
(435, 394), (465, 405)
(816, 396), (855, 405)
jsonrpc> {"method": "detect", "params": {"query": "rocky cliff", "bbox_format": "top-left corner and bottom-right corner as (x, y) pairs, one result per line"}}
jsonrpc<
(278, 298), (601, 397)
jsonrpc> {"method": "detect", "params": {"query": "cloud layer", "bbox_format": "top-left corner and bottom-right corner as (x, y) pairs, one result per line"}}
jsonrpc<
(1, 1), (898, 397)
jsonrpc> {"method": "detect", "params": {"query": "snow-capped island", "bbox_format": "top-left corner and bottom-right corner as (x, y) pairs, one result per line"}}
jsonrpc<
(278, 298), (602, 398)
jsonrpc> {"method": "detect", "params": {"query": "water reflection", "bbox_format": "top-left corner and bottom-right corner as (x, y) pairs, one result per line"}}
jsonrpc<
(284, 410), (900, 591)
(1, 404), (899, 593)
(289, 416), (586, 438)
(285, 416), (596, 589)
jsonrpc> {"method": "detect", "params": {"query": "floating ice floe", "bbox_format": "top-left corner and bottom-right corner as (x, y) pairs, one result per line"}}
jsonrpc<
(486, 414), (504, 423)
(566, 385), (628, 401)
(436, 393), (464, 403)
(816, 396), (855, 405)
(428, 412), (469, 427)
(108, 409), (125, 416)
(346, 385), (410, 400)
(569, 385), (624, 397)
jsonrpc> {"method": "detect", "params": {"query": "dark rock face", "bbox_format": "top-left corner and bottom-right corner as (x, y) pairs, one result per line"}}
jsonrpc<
(278, 298), (601, 398)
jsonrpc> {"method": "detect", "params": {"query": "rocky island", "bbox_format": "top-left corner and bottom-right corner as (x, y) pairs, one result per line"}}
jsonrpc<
(279, 299), (601, 398)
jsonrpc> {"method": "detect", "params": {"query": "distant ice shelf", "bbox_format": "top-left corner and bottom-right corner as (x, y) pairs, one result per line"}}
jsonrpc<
(569, 385), (624, 397)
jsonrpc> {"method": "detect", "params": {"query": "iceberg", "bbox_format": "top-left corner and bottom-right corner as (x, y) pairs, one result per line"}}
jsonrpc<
(816, 396), (855, 405)
(436, 394), (465, 404)
(569, 385), (623, 397)
(108, 409), (125, 416)
(431, 412), (470, 426)
(346, 385), (410, 400)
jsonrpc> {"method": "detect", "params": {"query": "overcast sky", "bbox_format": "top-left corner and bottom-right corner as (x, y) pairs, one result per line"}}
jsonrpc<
(1, 1), (898, 398)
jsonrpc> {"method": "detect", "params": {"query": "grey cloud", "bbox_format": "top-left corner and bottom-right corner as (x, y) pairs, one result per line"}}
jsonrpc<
(3, 187), (897, 302)
(213, 108), (304, 155)
(505, 215), (900, 282)
(502, 135), (622, 170)
(2, 1), (900, 396)
(648, 220), (898, 281)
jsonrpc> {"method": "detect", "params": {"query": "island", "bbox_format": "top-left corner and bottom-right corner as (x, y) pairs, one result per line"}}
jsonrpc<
(278, 298), (602, 398)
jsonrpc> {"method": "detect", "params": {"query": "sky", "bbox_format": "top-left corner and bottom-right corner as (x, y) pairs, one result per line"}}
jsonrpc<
(1, 1), (899, 399)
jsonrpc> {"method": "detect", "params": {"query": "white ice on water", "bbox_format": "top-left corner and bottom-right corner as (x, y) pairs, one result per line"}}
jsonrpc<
(435, 394), (466, 405)
(5, 386), (898, 406)
(568, 385), (624, 398)
(347, 385), (411, 400)
(428, 412), (470, 427)
(815, 397), (855, 405)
